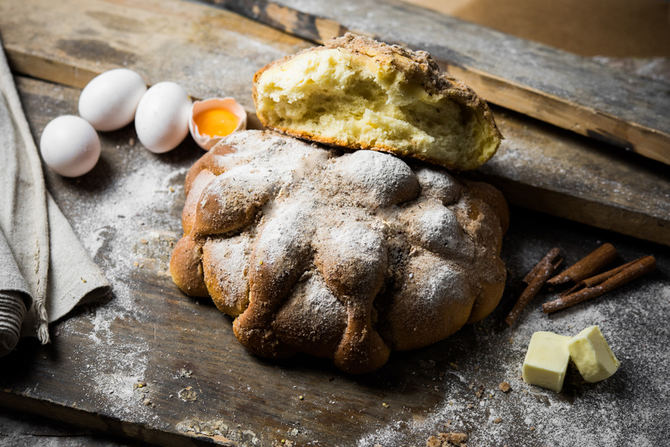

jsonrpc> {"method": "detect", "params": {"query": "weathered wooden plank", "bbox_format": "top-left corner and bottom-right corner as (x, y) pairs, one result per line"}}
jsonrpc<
(0, 0), (310, 105)
(0, 0), (668, 245)
(4, 75), (669, 447)
(204, 0), (670, 165)
(480, 107), (670, 246)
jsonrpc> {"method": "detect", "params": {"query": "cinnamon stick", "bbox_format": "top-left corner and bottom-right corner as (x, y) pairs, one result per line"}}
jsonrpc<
(506, 248), (562, 326)
(561, 259), (637, 296)
(523, 254), (563, 284)
(547, 243), (617, 286)
(543, 255), (656, 314)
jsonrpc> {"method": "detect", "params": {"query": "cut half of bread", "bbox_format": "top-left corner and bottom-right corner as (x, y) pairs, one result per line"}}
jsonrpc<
(253, 33), (502, 170)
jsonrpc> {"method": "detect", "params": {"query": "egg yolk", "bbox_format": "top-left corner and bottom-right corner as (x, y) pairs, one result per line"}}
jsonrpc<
(193, 108), (239, 137)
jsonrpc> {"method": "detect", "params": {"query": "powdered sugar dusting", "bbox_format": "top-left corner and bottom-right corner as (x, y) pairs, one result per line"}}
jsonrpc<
(413, 164), (462, 205)
(203, 234), (251, 311)
(331, 149), (420, 207)
(322, 221), (386, 269)
(400, 200), (475, 261)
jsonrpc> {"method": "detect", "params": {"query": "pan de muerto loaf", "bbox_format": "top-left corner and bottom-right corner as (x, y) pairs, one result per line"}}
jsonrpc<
(170, 130), (507, 373)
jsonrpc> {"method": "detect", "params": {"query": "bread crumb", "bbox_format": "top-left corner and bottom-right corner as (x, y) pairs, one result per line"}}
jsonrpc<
(474, 386), (484, 398)
(438, 432), (468, 445)
(178, 368), (193, 378)
(426, 435), (441, 447)
(493, 417), (503, 424)
(498, 382), (511, 393)
(178, 386), (198, 402)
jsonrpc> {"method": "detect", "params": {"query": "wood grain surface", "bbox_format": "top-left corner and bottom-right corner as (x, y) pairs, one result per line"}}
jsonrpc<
(0, 0), (309, 105)
(2, 74), (669, 447)
(205, 0), (670, 165)
(0, 0), (668, 246)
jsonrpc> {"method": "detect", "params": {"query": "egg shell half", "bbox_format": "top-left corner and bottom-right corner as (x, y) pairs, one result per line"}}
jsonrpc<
(135, 82), (192, 154)
(40, 115), (101, 177)
(189, 97), (247, 150)
(78, 68), (147, 131)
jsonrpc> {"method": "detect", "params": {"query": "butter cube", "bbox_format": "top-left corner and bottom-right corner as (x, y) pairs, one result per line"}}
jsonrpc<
(522, 331), (571, 392)
(568, 326), (620, 383)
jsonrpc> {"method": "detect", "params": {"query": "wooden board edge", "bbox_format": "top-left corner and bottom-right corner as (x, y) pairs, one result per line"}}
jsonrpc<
(486, 176), (670, 247)
(200, 0), (670, 166)
(5, 46), (99, 90)
(445, 65), (670, 166)
(0, 390), (236, 446)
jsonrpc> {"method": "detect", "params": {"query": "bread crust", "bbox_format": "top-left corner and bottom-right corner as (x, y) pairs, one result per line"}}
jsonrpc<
(252, 33), (502, 171)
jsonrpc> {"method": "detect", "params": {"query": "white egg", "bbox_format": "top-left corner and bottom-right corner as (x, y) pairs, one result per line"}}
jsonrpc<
(40, 115), (101, 177)
(78, 68), (147, 131)
(134, 82), (192, 153)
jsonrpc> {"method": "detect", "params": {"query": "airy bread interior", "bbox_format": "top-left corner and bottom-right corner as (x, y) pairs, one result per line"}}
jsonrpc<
(254, 47), (500, 170)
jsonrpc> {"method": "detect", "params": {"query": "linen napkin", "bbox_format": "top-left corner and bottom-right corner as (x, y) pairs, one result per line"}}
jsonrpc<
(0, 39), (111, 356)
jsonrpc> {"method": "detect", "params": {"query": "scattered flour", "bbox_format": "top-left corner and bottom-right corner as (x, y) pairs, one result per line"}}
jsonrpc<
(46, 126), (197, 423)
(354, 226), (670, 446)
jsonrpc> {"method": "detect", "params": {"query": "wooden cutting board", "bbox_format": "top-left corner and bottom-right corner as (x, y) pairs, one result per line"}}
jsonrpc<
(4, 75), (669, 446)
(0, 1), (668, 445)
(1, 0), (668, 246)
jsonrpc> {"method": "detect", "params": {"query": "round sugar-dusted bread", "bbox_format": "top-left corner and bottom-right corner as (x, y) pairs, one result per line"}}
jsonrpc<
(170, 130), (508, 374)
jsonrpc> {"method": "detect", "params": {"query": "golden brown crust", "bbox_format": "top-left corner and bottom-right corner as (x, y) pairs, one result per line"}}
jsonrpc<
(464, 180), (510, 235)
(252, 33), (502, 171)
(170, 235), (208, 297)
(467, 258), (507, 323)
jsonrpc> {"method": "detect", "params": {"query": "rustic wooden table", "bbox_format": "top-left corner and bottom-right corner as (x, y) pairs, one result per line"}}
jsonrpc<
(1, 1), (669, 446)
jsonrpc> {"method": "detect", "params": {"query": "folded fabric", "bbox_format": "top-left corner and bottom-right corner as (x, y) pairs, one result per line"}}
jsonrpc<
(0, 38), (111, 355)
(0, 229), (30, 356)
